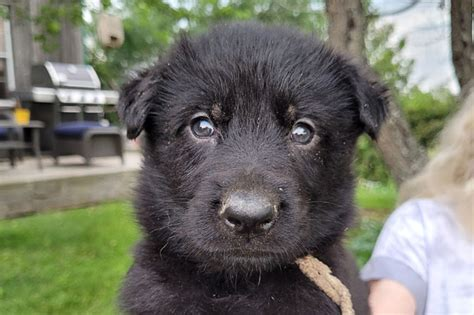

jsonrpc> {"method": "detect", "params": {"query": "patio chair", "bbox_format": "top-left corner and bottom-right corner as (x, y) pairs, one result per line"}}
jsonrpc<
(0, 110), (24, 167)
(52, 121), (124, 165)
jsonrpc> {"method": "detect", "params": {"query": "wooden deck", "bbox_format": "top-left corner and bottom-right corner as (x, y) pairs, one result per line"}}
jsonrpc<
(0, 152), (141, 218)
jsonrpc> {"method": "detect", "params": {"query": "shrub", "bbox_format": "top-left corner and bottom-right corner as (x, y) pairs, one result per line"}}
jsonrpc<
(355, 135), (392, 184)
(355, 87), (457, 184)
(400, 87), (457, 148)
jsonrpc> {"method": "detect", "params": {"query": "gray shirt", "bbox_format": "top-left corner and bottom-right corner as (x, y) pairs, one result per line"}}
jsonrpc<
(361, 199), (474, 315)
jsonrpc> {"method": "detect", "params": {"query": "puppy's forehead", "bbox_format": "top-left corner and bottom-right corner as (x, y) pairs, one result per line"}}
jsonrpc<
(205, 83), (295, 125)
(163, 26), (350, 121)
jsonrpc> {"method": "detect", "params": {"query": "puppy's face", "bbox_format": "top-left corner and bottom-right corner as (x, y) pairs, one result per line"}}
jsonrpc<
(119, 23), (387, 274)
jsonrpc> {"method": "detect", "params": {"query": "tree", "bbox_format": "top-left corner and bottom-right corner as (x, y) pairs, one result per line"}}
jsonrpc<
(86, 0), (185, 89)
(180, 0), (327, 36)
(87, 0), (327, 88)
(326, 0), (365, 62)
(450, 0), (473, 91)
(30, 0), (437, 185)
(325, 0), (428, 184)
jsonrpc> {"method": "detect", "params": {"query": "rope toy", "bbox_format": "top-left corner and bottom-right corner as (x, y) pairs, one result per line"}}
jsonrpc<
(296, 255), (355, 315)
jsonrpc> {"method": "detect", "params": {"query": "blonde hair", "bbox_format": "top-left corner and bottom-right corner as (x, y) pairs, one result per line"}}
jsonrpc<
(398, 93), (474, 236)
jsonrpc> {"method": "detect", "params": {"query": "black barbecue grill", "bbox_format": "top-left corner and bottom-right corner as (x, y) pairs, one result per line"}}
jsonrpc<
(17, 62), (119, 151)
(16, 62), (123, 164)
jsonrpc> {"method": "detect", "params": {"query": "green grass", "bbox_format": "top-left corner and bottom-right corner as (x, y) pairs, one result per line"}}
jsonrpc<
(0, 184), (397, 314)
(346, 217), (384, 268)
(0, 202), (140, 315)
(347, 181), (397, 267)
(355, 180), (397, 210)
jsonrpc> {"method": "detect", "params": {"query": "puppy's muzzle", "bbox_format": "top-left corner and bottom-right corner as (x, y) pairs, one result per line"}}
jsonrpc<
(219, 191), (279, 235)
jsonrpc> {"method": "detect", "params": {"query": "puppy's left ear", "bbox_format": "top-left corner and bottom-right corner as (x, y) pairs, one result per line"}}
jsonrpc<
(117, 68), (156, 139)
(345, 64), (389, 139)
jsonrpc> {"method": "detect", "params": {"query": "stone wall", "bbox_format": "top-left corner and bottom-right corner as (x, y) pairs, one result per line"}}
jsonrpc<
(0, 169), (138, 218)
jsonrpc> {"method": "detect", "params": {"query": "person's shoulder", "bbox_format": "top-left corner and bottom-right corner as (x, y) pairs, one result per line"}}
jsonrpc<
(395, 198), (448, 218)
(389, 199), (423, 220)
(361, 199), (432, 285)
(381, 199), (439, 236)
(389, 198), (454, 238)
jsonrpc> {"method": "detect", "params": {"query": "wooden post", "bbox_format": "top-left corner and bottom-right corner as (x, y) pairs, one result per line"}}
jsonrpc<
(59, 0), (83, 64)
(30, 0), (84, 64)
(8, 0), (33, 90)
(7, 0), (84, 90)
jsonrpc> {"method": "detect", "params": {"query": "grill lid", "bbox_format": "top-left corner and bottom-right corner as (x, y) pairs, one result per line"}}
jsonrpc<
(31, 62), (101, 90)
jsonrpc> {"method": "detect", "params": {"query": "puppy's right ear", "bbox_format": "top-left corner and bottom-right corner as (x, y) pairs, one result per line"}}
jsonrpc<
(117, 69), (154, 139)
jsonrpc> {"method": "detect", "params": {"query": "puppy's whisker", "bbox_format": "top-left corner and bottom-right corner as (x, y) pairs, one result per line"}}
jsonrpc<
(159, 241), (169, 258)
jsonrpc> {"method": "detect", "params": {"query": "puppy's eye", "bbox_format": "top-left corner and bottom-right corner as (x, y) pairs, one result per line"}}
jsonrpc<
(290, 121), (314, 145)
(191, 116), (215, 138)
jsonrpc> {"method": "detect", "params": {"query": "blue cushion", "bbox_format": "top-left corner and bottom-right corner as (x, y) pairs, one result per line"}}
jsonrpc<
(0, 127), (7, 140)
(54, 121), (104, 139)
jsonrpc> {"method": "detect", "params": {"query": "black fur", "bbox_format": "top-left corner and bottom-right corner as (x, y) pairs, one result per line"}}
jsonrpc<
(118, 22), (388, 314)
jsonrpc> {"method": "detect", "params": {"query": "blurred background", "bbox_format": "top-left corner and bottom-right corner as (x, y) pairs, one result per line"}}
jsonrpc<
(0, 0), (471, 314)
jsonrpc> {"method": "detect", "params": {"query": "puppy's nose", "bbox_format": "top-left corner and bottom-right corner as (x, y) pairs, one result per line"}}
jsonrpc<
(220, 191), (278, 234)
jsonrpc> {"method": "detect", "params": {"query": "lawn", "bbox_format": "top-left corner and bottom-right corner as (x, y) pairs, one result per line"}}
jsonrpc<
(349, 181), (396, 266)
(0, 202), (139, 315)
(0, 183), (396, 314)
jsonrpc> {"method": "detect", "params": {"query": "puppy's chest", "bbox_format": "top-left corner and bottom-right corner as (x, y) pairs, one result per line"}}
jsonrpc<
(167, 273), (341, 314)
(206, 285), (340, 314)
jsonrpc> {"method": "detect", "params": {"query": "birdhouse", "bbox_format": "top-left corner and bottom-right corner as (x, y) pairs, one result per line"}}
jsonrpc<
(97, 13), (124, 49)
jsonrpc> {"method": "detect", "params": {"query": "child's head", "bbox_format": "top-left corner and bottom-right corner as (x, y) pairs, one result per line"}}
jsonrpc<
(399, 93), (474, 236)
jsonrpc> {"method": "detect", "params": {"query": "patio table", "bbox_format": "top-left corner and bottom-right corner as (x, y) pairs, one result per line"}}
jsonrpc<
(0, 120), (44, 169)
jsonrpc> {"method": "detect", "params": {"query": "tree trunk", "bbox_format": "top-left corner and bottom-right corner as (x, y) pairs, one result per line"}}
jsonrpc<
(450, 0), (473, 91)
(460, 79), (474, 103)
(326, 0), (365, 62)
(325, 0), (428, 184)
(376, 104), (428, 184)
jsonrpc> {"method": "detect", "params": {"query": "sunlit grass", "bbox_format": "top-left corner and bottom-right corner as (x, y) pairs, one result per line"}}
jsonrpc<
(348, 180), (397, 267)
(0, 202), (139, 315)
(355, 180), (397, 211)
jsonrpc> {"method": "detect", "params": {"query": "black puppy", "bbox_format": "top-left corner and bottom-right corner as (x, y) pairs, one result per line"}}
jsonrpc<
(118, 22), (387, 314)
